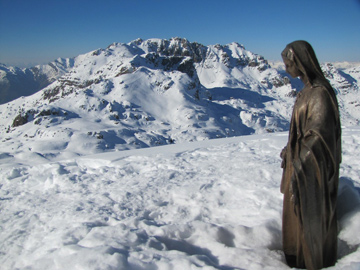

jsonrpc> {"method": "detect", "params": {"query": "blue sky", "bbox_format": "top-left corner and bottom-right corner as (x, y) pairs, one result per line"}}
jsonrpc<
(0, 0), (359, 67)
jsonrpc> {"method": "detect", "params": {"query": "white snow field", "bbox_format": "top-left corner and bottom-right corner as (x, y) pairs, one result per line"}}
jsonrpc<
(1, 38), (360, 269)
(1, 127), (360, 270)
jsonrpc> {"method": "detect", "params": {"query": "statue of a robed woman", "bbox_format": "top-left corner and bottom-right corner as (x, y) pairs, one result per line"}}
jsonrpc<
(280, 41), (341, 270)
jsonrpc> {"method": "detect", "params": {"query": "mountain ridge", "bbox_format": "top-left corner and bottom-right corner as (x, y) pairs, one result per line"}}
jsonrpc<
(1, 38), (359, 162)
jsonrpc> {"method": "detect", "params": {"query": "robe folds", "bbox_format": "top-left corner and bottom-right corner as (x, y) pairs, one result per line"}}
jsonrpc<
(280, 84), (341, 269)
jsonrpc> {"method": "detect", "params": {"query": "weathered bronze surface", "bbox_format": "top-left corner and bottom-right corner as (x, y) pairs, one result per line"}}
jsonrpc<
(280, 40), (341, 269)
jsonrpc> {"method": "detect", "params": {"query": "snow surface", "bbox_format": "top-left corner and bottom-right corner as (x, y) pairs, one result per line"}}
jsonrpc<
(1, 127), (360, 270)
(0, 38), (297, 162)
(1, 38), (359, 164)
(1, 38), (360, 269)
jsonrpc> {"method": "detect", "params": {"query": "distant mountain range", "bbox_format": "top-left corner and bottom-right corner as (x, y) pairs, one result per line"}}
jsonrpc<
(0, 58), (75, 104)
(1, 38), (359, 160)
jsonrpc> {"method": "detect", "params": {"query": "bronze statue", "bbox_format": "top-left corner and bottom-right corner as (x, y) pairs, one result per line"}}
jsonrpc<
(280, 41), (341, 269)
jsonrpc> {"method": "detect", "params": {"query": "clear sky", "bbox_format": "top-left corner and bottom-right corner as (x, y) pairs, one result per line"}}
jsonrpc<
(0, 0), (359, 67)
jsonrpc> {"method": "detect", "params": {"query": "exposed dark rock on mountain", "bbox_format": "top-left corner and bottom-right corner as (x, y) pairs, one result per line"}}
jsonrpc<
(0, 38), (359, 157)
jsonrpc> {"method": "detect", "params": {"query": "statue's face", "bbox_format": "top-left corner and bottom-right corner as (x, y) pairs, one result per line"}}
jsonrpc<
(282, 57), (302, 78)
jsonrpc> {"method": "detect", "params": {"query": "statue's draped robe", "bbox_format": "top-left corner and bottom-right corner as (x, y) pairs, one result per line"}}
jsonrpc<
(281, 84), (341, 269)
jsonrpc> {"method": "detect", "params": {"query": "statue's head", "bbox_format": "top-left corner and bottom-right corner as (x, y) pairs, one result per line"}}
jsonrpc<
(281, 47), (302, 78)
(281, 40), (326, 86)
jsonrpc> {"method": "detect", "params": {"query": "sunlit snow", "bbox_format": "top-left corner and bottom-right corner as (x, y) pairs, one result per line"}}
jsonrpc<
(1, 129), (360, 269)
(1, 38), (360, 269)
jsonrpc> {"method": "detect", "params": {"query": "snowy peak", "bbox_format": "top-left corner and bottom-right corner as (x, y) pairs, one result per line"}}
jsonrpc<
(207, 42), (270, 70)
(37, 37), (284, 105)
(129, 38), (270, 72)
(0, 38), (295, 160)
(129, 37), (207, 63)
(0, 38), (282, 105)
(1, 38), (359, 161)
(37, 57), (76, 77)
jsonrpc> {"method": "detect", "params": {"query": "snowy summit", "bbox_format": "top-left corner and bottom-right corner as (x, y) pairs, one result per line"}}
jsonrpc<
(0, 38), (360, 269)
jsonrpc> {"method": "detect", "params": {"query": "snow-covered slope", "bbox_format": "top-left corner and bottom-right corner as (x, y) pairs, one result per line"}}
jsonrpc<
(1, 38), (360, 269)
(0, 38), (359, 163)
(1, 128), (360, 269)
(0, 58), (75, 104)
(320, 63), (360, 125)
(0, 38), (294, 162)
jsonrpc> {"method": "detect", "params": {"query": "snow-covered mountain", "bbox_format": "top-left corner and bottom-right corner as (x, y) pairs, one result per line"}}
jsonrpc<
(0, 58), (75, 104)
(1, 38), (360, 269)
(0, 38), (359, 163)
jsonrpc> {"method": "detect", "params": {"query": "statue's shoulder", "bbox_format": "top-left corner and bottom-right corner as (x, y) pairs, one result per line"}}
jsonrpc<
(305, 84), (331, 100)
(298, 85), (322, 102)
(306, 85), (336, 113)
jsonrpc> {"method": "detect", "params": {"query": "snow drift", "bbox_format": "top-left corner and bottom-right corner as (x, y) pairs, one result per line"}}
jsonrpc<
(0, 38), (360, 269)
